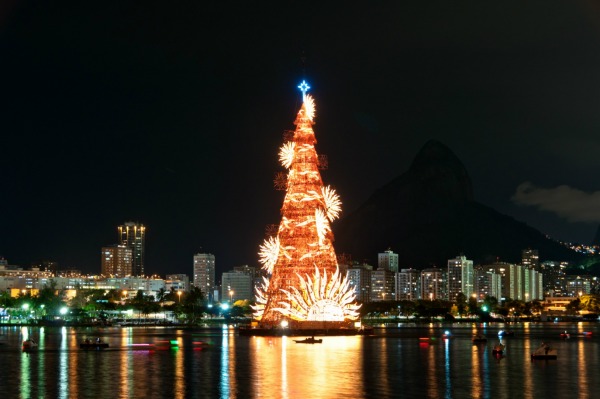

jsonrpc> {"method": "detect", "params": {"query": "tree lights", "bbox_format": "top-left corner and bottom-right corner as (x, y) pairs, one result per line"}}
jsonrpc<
(253, 82), (360, 327)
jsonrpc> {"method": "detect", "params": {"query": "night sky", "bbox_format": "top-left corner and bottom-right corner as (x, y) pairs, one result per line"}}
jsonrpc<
(3, 2), (600, 277)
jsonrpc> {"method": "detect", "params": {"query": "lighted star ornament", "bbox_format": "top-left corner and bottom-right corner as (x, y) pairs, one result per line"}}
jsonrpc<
(298, 80), (310, 100)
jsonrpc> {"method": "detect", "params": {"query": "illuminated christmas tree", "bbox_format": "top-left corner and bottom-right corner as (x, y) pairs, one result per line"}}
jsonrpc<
(252, 81), (361, 329)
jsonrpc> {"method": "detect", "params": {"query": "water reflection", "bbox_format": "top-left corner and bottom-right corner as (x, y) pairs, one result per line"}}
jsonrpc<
(576, 339), (589, 399)
(220, 326), (230, 399)
(281, 336), (288, 399)
(426, 340), (438, 398)
(19, 328), (31, 399)
(471, 342), (482, 397)
(247, 335), (364, 399)
(119, 328), (132, 398)
(58, 327), (70, 399)
(174, 336), (184, 399)
(444, 336), (452, 398)
(3, 323), (600, 399)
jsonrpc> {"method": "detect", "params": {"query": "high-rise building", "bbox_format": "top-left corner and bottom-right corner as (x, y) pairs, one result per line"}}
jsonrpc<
(347, 263), (372, 303)
(378, 249), (399, 272)
(222, 271), (253, 302)
(193, 253), (215, 300)
(101, 245), (133, 277)
(565, 275), (593, 296)
(233, 265), (263, 297)
(483, 261), (537, 301)
(474, 266), (502, 301)
(522, 248), (539, 270)
(396, 268), (421, 300)
(371, 269), (395, 301)
(421, 267), (446, 300)
(540, 261), (568, 297)
(447, 254), (474, 301)
(118, 222), (145, 276)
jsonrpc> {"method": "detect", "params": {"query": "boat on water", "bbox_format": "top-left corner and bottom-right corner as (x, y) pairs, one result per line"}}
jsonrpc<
(531, 343), (557, 360)
(492, 343), (505, 356)
(22, 339), (38, 351)
(560, 331), (570, 339)
(293, 337), (322, 344)
(80, 339), (109, 349)
(498, 330), (514, 337)
(472, 334), (487, 343)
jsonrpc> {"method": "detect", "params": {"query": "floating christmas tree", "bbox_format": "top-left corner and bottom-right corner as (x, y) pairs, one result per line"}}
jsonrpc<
(252, 81), (361, 329)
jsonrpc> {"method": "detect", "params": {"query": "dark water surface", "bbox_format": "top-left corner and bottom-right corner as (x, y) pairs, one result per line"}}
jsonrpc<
(0, 322), (598, 398)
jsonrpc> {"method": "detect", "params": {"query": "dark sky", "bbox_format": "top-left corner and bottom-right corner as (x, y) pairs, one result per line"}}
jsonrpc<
(2, 1), (600, 278)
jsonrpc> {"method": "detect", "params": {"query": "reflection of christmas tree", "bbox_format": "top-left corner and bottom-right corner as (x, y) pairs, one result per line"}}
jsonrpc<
(252, 81), (360, 328)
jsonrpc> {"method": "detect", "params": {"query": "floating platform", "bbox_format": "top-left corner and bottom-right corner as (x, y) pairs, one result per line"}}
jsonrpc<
(80, 343), (109, 350)
(238, 326), (373, 337)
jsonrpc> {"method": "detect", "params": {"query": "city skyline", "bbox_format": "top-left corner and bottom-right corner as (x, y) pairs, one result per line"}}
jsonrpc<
(3, 2), (600, 276)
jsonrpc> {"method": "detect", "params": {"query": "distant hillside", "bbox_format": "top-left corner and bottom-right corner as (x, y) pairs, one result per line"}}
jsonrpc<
(333, 140), (583, 268)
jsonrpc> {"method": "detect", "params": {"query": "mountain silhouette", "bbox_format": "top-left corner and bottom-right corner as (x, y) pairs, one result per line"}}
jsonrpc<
(333, 140), (582, 268)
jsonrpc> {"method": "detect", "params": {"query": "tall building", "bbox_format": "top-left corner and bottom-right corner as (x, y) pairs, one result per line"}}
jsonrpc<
(118, 222), (145, 276)
(565, 275), (593, 296)
(347, 263), (373, 303)
(233, 265), (263, 298)
(421, 267), (446, 300)
(540, 261), (567, 297)
(378, 249), (399, 272)
(421, 267), (448, 301)
(447, 254), (474, 301)
(371, 269), (395, 301)
(483, 261), (537, 301)
(396, 268), (421, 300)
(474, 266), (502, 301)
(252, 82), (360, 328)
(193, 253), (215, 300)
(101, 245), (133, 277)
(222, 271), (253, 302)
(522, 248), (539, 270)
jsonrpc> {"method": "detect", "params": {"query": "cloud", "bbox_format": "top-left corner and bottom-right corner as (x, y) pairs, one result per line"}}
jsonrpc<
(512, 182), (600, 223)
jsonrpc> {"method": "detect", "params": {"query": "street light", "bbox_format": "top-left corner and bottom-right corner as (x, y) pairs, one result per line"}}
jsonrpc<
(229, 290), (234, 303)
(177, 290), (182, 303)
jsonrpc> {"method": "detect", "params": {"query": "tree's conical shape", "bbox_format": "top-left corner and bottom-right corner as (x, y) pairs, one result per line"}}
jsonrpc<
(253, 89), (360, 328)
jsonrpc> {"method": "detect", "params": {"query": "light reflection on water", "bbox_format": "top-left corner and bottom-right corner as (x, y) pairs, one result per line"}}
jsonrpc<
(1, 323), (599, 398)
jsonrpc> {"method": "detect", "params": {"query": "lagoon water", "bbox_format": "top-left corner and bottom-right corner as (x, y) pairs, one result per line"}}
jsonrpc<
(1, 322), (599, 399)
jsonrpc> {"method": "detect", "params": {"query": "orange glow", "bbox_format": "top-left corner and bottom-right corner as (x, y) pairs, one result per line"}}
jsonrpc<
(255, 90), (359, 327)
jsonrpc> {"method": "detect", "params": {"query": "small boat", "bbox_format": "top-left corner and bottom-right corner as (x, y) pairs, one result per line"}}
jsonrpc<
(492, 343), (505, 356)
(472, 335), (487, 343)
(293, 337), (322, 344)
(22, 339), (38, 351)
(531, 343), (557, 360)
(560, 331), (570, 339)
(80, 339), (109, 349)
(498, 330), (514, 337)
